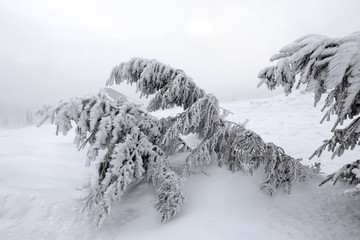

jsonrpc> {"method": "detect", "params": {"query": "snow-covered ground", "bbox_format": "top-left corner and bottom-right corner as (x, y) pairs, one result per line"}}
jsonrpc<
(1, 91), (360, 240)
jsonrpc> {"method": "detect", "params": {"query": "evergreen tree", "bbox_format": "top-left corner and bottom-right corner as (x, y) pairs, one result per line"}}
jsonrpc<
(258, 32), (360, 192)
(39, 57), (313, 225)
(107, 57), (312, 195)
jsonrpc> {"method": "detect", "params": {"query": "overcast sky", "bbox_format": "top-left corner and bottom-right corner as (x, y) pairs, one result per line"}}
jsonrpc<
(1, 0), (359, 122)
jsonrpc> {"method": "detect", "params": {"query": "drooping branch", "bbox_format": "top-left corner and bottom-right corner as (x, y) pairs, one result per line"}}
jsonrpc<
(258, 32), (360, 192)
(258, 32), (360, 128)
(109, 57), (313, 195)
(258, 32), (360, 157)
(310, 117), (360, 160)
(107, 57), (206, 111)
(319, 159), (360, 196)
(37, 90), (185, 225)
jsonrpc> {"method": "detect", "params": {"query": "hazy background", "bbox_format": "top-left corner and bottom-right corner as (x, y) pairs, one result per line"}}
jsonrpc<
(1, 0), (359, 124)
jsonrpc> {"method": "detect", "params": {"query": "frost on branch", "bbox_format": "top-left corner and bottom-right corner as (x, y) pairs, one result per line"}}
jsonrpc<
(319, 159), (360, 196)
(258, 32), (360, 189)
(108, 57), (313, 195)
(152, 166), (185, 223)
(310, 117), (360, 160)
(187, 122), (311, 195)
(107, 57), (206, 111)
(258, 32), (360, 124)
(261, 143), (310, 194)
(38, 90), (185, 225)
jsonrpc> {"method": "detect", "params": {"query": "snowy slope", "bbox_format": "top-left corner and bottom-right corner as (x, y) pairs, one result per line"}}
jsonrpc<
(1, 91), (360, 240)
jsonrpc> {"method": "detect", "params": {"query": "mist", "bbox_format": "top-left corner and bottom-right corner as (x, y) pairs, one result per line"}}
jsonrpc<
(1, 0), (359, 125)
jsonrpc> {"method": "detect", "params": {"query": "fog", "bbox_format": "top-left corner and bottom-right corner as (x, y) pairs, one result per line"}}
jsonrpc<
(1, 0), (359, 124)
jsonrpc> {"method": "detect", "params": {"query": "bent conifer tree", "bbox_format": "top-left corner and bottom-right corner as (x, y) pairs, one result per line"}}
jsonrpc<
(258, 31), (360, 194)
(38, 57), (312, 225)
(106, 58), (312, 192)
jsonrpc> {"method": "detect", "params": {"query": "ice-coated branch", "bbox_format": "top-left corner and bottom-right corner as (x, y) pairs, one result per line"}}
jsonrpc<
(259, 32), (360, 193)
(38, 90), (185, 225)
(259, 32), (360, 152)
(310, 117), (360, 160)
(107, 57), (206, 111)
(319, 160), (360, 196)
(258, 32), (360, 130)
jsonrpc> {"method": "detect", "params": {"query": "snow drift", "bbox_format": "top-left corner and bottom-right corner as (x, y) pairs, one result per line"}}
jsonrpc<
(1, 91), (360, 240)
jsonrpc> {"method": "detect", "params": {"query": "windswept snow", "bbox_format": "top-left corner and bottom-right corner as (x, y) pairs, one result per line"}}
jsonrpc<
(1, 91), (360, 240)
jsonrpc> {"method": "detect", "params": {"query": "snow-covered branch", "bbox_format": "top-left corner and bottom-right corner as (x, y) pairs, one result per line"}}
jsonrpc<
(258, 32), (360, 129)
(38, 90), (185, 225)
(107, 57), (206, 111)
(259, 32), (360, 192)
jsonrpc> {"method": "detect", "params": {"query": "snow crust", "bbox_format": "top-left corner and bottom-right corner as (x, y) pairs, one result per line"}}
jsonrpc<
(1, 91), (360, 240)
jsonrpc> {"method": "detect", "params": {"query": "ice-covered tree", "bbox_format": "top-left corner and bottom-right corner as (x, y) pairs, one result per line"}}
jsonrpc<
(258, 32), (360, 192)
(107, 57), (312, 195)
(39, 57), (313, 225)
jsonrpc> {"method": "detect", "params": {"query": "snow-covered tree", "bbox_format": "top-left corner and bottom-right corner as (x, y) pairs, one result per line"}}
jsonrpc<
(107, 57), (313, 195)
(39, 57), (313, 225)
(258, 32), (360, 192)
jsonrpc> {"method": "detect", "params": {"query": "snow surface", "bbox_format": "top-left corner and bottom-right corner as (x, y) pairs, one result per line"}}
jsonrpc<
(1, 91), (360, 240)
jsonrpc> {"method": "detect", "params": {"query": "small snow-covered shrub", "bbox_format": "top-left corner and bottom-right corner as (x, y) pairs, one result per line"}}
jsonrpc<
(258, 32), (360, 192)
(39, 57), (312, 225)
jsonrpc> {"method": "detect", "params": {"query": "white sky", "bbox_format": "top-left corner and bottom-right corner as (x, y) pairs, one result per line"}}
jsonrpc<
(1, 0), (359, 121)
